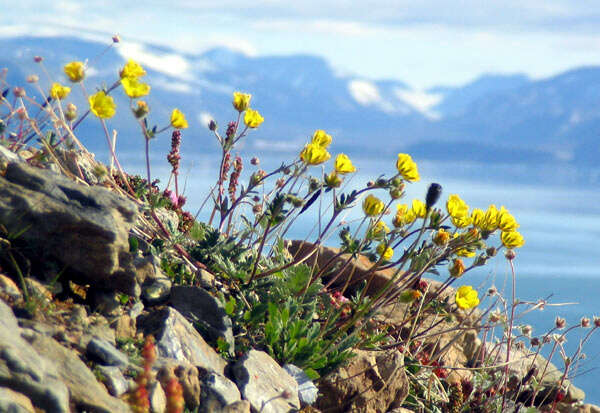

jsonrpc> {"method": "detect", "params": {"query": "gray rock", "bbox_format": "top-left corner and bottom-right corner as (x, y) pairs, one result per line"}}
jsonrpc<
(138, 307), (227, 374)
(149, 380), (167, 413)
(169, 286), (234, 354)
(91, 290), (124, 316)
(156, 361), (202, 409)
(142, 276), (172, 305)
(232, 350), (300, 413)
(130, 301), (145, 319)
(0, 162), (139, 295)
(0, 300), (70, 413)
(55, 148), (104, 185)
(97, 365), (129, 397)
(0, 145), (22, 165)
(28, 332), (130, 413)
(221, 400), (251, 413)
(153, 207), (180, 233)
(284, 364), (318, 405)
(87, 337), (129, 366)
(201, 372), (241, 412)
(0, 387), (35, 413)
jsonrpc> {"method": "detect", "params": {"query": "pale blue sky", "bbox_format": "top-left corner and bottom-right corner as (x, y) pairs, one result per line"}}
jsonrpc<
(4, 1), (600, 88)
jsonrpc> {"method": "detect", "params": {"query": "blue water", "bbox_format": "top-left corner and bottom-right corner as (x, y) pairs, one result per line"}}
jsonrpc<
(120, 150), (600, 404)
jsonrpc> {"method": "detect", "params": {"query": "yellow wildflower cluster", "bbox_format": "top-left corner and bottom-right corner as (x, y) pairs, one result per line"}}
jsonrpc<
(393, 199), (426, 227)
(469, 204), (524, 249)
(64, 61), (85, 82)
(301, 130), (332, 166)
(368, 220), (390, 239)
(231, 92), (264, 129)
(446, 194), (472, 228)
(120, 60), (151, 99)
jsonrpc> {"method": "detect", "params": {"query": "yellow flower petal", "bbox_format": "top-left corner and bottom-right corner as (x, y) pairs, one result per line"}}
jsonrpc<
(501, 230), (525, 249)
(49, 82), (71, 100)
(120, 59), (146, 79)
(64, 61), (85, 82)
(121, 77), (151, 98)
(88, 91), (116, 119)
(311, 130), (332, 148)
(300, 143), (331, 165)
(170, 108), (189, 129)
(363, 194), (385, 217)
(232, 92), (251, 112)
(396, 153), (420, 182)
(244, 108), (264, 128)
(456, 285), (480, 310)
(334, 153), (357, 174)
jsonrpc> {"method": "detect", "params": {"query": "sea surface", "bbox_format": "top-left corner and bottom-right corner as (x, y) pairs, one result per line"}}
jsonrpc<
(119, 150), (600, 404)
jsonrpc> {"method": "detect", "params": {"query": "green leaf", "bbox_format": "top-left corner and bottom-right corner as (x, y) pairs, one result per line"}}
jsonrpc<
(224, 297), (236, 316)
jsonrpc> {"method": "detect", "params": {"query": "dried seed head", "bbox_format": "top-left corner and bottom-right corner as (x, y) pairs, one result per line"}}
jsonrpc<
(555, 316), (566, 330)
(581, 317), (590, 328)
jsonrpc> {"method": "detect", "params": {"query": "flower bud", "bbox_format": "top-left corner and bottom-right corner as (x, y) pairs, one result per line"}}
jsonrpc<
(504, 249), (516, 260)
(250, 157), (260, 166)
(391, 177), (403, 187)
(449, 258), (465, 278)
(399, 289), (422, 303)
(521, 325), (532, 337)
(367, 180), (375, 187)
(34, 56), (43, 63)
(581, 317), (590, 328)
(13, 87), (25, 97)
(0, 119), (5, 134)
(389, 187), (403, 199)
(133, 100), (149, 119)
(487, 286), (497, 296)
(309, 178), (321, 192)
(530, 337), (541, 346)
(375, 178), (387, 188)
(112, 34), (121, 43)
(486, 246), (497, 257)
(555, 316), (566, 329)
(252, 204), (262, 214)
(252, 195), (261, 203)
(208, 119), (217, 131)
(433, 229), (450, 246)
(26, 75), (39, 83)
(426, 183), (442, 209)
(325, 172), (342, 188)
(276, 178), (285, 188)
(594, 316), (600, 328)
(65, 103), (77, 121)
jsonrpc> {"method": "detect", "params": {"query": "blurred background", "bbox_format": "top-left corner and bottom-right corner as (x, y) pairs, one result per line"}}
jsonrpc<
(2, 0), (600, 404)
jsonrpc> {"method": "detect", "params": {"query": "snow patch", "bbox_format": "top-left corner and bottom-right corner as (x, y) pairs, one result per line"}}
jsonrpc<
(118, 42), (192, 79)
(395, 88), (443, 119)
(348, 80), (381, 105)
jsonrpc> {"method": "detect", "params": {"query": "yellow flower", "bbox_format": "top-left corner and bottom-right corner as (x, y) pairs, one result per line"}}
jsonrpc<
(170, 108), (189, 129)
(498, 207), (519, 232)
(433, 228), (450, 246)
(311, 130), (332, 148)
(478, 205), (499, 232)
(300, 143), (331, 165)
(411, 199), (427, 219)
(369, 220), (390, 238)
(455, 285), (480, 310)
(449, 258), (465, 278)
(471, 208), (485, 228)
(396, 153), (420, 182)
(334, 154), (356, 174)
(232, 92), (251, 112)
(64, 61), (85, 82)
(363, 194), (385, 217)
(393, 203), (416, 227)
(501, 231), (525, 249)
(120, 59), (146, 79)
(325, 171), (342, 188)
(244, 108), (264, 128)
(49, 82), (71, 100)
(121, 77), (151, 98)
(452, 215), (473, 228)
(447, 194), (472, 226)
(376, 242), (394, 260)
(453, 232), (477, 257)
(88, 91), (116, 119)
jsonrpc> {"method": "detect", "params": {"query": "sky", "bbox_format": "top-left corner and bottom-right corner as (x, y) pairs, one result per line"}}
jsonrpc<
(3, 1), (600, 89)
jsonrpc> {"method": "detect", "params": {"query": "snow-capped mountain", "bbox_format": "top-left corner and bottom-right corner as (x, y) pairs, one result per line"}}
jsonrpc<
(2, 35), (600, 168)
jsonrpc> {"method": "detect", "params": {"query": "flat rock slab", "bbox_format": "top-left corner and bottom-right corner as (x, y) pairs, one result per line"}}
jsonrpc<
(27, 331), (130, 413)
(138, 307), (227, 375)
(87, 337), (129, 366)
(232, 350), (300, 413)
(0, 300), (70, 413)
(0, 162), (139, 295)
